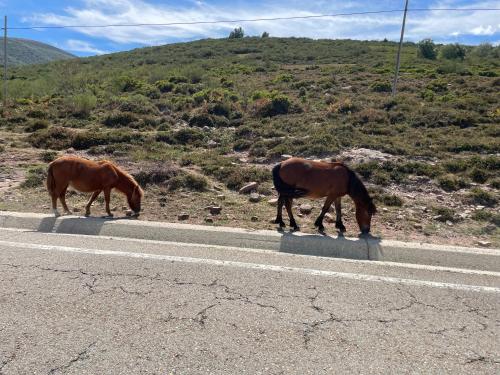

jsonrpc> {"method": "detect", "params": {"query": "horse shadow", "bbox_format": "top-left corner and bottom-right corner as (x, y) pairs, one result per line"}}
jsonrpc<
(36, 215), (136, 236)
(277, 228), (381, 260)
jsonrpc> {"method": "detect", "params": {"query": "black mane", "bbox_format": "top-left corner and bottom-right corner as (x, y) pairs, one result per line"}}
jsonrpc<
(346, 166), (376, 214)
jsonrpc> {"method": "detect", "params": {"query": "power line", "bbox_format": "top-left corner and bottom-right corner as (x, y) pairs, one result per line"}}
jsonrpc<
(3, 8), (500, 30)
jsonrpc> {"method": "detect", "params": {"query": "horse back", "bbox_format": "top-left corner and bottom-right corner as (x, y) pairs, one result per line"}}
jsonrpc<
(279, 157), (349, 198)
(49, 156), (119, 192)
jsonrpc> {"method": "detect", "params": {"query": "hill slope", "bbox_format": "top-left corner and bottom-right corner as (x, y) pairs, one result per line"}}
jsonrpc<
(0, 38), (75, 66)
(0, 37), (499, 247)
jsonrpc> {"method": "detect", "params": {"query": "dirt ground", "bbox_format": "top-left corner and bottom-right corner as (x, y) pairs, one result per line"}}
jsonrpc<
(0, 132), (498, 248)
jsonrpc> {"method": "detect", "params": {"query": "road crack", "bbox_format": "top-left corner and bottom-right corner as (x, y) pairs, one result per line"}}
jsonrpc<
(47, 342), (96, 375)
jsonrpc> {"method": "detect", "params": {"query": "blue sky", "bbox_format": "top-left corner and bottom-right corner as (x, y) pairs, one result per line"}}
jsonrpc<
(1, 0), (499, 56)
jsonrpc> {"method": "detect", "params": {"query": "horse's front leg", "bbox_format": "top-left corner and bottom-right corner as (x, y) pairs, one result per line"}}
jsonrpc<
(103, 188), (113, 217)
(85, 190), (101, 217)
(273, 195), (286, 227)
(314, 195), (335, 232)
(334, 197), (346, 232)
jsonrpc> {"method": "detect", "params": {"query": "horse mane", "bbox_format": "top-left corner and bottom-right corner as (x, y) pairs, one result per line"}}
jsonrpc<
(344, 165), (376, 215)
(107, 161), (144, 197)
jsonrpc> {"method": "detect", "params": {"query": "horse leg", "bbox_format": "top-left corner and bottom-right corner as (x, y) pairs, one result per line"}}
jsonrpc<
(59, 186), (72, 215)
(334, 197), (346, 232)
(314, 195), (335, 232)
(103, 188), (113, 217)
(85, 190), (101, 217)
(284, 198), (299, 231)
(273, 195), (286, 227)
(51, 194), (60, 217)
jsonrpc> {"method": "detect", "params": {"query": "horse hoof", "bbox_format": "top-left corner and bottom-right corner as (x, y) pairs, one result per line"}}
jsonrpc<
(84, 213), (90, 217)
(336, 223), (346, 232)
(291, 226), (300, 232)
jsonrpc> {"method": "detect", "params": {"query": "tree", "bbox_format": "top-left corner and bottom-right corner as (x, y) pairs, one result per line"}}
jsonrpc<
(261, 31), (269, 38)
(440, 43), (466, 60)
(229, 27), (244, 39)
(417, 39), (437, 60)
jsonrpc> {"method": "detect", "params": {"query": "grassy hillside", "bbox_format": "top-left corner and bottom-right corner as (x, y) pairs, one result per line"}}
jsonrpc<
(0, 37), (498, 246)
(0, 38), (75, 66)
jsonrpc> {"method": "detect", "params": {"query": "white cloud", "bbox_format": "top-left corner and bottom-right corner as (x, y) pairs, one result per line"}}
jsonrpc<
(64, 39), (108, 54)
(23, 0), (500, 46)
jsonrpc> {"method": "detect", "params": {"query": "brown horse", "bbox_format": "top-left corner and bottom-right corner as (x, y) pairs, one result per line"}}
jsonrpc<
(47, 156), (143, 218)
(272, 157), (376, 234)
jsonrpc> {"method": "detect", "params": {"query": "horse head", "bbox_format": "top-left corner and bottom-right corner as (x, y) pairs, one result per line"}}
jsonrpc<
(355, 197), (377, 234)
(127, 185), (143, 216)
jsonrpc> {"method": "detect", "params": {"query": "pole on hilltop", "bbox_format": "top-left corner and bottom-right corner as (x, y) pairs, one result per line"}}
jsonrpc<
(3, 15), (7, 110)
(392, 0), (409, 97)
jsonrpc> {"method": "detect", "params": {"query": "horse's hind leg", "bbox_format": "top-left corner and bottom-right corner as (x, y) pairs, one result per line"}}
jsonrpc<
(51, 194), (60, 217)
(103, 187), (113, 217)
(334, 197), (346, 232)
(59, 186), (72, 215)
(85, 190), (101, 217)
(284, 198), (299, 231)
(314, 195), (335, 232)
(273, 195), (286, 227)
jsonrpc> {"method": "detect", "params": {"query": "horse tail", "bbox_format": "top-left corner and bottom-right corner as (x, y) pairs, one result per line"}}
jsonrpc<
(46, 163), (56, 195)
(346, 167), (377, 214)
(272, 163), (308, 198)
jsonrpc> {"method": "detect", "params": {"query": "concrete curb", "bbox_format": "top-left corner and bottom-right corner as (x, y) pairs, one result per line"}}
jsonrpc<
(1, 211), (499, 272)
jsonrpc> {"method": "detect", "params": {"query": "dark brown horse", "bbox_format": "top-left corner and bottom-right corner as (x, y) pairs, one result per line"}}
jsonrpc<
(47, 156), (143, 217)
(272, 157), (376, 234)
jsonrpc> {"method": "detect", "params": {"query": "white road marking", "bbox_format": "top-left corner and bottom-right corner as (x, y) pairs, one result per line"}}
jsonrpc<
(1, 228), (498, 277)
(1, 240), (499, 293)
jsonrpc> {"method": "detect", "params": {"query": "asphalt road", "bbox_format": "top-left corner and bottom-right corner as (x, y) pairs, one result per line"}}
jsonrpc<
(0, 228), (499, 374)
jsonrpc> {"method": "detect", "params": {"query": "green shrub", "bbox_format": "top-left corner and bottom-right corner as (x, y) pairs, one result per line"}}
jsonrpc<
(229, 27), (244, 39)
(471, 210), (500, 226)
(27, 109), (46, 119)
(469, 168), (489, 183)
(70, 93), (97, 118)
(437, 174), (469, 191)
(133, 164), (180, 186)
(478, 71), (498, 77)
(172, 128), (205, 145)
(379, 194), (403, 206)
(252, 92), (291, 117)
(440, 43), (466, 60)
(103, 112), (137, 127)
(71, 131), (137, 150)
(467, 188), (498, 207)
(189, 113), (214, 127)
(24, 119), (49, 132)
(370, 81), (392, 93)
(432, 206), (456, 222)
(40, 150), (58, 162)
(169, 173), (208, 191)
(155, 80), (175, 93)
(28, 127), (75, 150)
(328, 98), (356, 114)
(417, 39), (437, 60)
(21, 165), (47, 188)
(426, 79), (448, 93)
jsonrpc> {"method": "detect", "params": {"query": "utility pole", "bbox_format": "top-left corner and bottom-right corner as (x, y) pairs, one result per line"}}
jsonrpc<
(3, 15), (6, 109)
(392, 0), (409, 97)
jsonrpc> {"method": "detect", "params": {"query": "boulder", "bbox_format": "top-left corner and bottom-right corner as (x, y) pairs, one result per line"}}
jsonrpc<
(249, 193), (261, 203)
(299, 204), (313, 215)
(267, 198), (278, 206)
(239, 182), (258, 194)
(178, 213), (190, 220)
